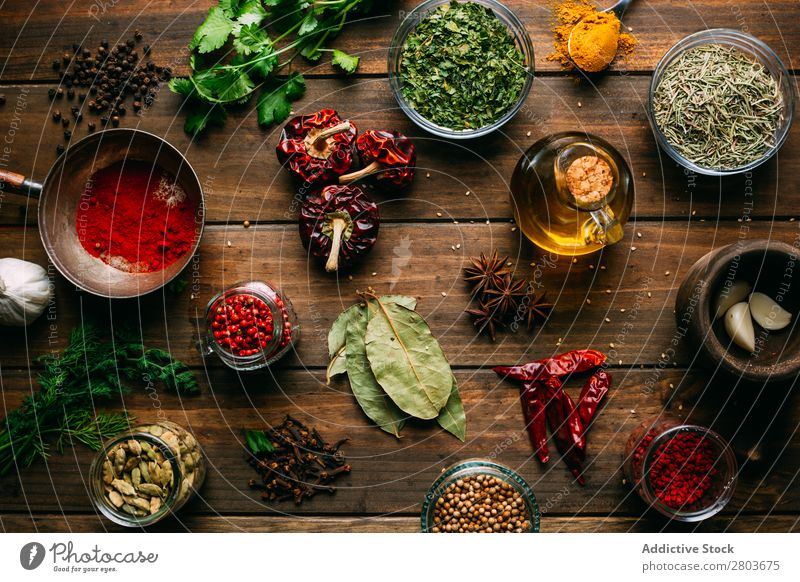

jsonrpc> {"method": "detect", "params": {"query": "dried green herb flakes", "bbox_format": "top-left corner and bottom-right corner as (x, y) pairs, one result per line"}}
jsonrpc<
(652, 44), (783, 170)
(400, 1), (527, 130)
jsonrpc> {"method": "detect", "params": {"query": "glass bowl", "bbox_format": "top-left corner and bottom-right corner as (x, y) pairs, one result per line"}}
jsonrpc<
(199, 281), (299, 372)
(624, 418), (738, 522)
(421, 458), (540, 532)
(88, 421), (206, 527)
(388, 0), (534, 139)
(647, 29), (794, 176)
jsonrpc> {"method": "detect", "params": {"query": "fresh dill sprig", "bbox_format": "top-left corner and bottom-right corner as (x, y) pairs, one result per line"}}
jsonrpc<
(0, 324), (199, 476)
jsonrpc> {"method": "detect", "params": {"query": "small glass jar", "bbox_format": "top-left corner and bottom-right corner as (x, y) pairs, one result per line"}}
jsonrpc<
(421, 459), (540, 533)
(89, 421), (206, 527)
(200, 280), (299, 371)
(624, 415), (738, 522)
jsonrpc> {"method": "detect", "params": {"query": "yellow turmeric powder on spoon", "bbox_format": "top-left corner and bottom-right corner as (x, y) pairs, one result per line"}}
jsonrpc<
(547, 0), (637, 72)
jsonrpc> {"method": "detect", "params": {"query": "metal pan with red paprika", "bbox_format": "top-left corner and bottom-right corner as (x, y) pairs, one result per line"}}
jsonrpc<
(0, 128), (204, 299)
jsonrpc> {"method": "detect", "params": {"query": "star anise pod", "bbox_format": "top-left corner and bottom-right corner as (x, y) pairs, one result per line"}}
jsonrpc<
(484, 274), (528, 318)
(463, 250), (511, 296)
(465, 304), (505, 342)
(524, 289), (554, 331)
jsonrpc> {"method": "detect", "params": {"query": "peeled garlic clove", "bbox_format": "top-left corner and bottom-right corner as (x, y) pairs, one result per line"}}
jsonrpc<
(725, 302), (756, 352)
(749, 292), (792, 331)
(714, 280), (752, 319)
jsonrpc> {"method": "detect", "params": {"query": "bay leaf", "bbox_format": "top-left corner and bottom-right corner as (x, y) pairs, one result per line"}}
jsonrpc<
(326, 296), (416, 384)
(365, 299), (452, 420)
(345, 306), (406, 437)
(436, 376), (466, 441)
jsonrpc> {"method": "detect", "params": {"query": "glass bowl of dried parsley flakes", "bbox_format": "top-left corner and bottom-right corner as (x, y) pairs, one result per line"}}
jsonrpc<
(648, 29), (794, 176)
(389, 0), (534, 139)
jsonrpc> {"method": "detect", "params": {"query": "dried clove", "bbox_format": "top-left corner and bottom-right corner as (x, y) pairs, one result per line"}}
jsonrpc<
(246, 416), (351, 505)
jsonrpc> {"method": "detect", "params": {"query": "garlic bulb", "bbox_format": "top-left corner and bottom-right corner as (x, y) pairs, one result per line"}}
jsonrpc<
(714, 280), (751, 319)
(724, 302), (756, 353)
(749, 292), (792, 331)
(0, 258), (52, 326)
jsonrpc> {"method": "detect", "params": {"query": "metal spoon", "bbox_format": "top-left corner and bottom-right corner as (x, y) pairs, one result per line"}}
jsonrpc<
(567, 0), (634, 73)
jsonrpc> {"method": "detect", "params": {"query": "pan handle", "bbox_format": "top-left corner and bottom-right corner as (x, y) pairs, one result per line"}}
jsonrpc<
(0, 169), (43, 198)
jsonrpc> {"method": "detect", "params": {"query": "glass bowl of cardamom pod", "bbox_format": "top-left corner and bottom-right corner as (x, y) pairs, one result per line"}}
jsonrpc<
(88, 421), (206, 527)
(647, 29), (794, 176)
(388, 0), (534, 139)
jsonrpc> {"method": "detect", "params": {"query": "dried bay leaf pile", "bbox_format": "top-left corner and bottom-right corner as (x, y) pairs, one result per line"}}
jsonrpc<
(327, 292), (466, 441)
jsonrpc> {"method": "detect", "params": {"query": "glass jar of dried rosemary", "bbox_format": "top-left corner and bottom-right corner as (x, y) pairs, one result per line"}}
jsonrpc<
(648, 29), (794, 176)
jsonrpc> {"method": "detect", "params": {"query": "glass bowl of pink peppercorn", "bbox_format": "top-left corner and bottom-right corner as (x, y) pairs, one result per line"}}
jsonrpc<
(200, 281), (299, 371)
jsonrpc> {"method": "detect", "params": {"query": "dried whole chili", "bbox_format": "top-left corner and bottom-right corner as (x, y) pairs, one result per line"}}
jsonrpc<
(276, 109), (357, 188)
(577, 368), (611, 429)
(493, 349), (606, 382)
(521, 382), (549, 463)
(496, 349), (609, 486)
(76, 160), (198, 273)
(340, 129), (417, 191)
(299, 185), (380, 272)
(544, 380), (586, 486)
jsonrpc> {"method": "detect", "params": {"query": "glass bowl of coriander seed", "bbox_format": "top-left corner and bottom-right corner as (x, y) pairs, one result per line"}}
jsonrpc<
(647, 29), (794, 176)
(421, 459), (540, 533)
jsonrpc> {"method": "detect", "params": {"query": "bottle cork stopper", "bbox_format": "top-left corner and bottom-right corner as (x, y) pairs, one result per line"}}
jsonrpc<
(566, 155), (613, 206)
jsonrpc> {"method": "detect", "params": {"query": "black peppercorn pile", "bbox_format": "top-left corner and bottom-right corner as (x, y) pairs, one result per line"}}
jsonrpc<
(246, 416), (351, 504)
(48, 32), (171, 154)
(432, 474), (532, 533)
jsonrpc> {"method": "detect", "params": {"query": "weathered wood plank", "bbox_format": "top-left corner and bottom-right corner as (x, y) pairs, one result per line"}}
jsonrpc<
(0, 1), (798, 81)
(0, 368), (797, 519)
(0, 77), (797, 226)
(2, 220), (800, 368)
(2, 513), (797, 533)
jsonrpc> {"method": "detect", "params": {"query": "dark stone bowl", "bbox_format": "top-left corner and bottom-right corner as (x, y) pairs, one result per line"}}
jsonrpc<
(675, 239), (800, 385)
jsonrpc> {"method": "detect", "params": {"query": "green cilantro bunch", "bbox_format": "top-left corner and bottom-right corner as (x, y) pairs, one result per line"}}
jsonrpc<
(169, 0), (371, 136)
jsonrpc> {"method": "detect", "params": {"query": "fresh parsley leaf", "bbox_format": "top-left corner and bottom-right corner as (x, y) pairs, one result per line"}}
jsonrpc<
(168, 77), (194, 97)
(193, 67), (255, 102)
(256, 72), (305, 126)
(331, 49), (359, 74)
(232, 22), (270, 56)
(235, 0), (268, 26)
(245, 430), (275, 455)
(298, 12), (319, 36)
(184, 101), (228, 136)
(219, 0), (245, 17)
(190, 6), (235, 54)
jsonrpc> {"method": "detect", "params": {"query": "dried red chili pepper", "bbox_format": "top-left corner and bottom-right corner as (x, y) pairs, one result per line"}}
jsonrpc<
(577, 368), (611, 429)
(299, 185), (380, 272)
(544, 381), (586, 486)
(276, 109), (357, 188)
(493, 349), (606, 382)
(339, 130), (416, 191)
(520, 382), (549, 463)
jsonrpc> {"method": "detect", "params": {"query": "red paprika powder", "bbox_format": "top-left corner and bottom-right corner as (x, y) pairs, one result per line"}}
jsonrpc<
(76, 161), (197, 272)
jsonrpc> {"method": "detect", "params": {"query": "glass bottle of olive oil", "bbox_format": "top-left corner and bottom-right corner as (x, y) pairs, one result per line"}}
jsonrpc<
(510, 132), (634, 256)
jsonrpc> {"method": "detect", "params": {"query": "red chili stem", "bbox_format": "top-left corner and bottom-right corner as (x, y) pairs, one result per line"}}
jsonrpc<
(339, 160), (382, 185)
(325, 216), (348, 272)
(313, 122), (352, 148)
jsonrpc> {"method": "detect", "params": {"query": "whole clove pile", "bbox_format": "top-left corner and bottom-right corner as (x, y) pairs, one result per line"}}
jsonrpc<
(246, 416), (351, 504)
(48, 32), (171, 154)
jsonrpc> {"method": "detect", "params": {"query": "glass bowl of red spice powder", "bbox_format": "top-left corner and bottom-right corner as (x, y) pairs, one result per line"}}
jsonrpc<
(201, 281), (299, 371)
(624, 417), (738, 522)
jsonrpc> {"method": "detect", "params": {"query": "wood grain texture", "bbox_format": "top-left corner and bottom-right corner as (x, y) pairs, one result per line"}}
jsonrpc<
(0, 77), (798, 226)
(2, 514), (798, 533)
(2, 220), (800, 368)
(0, 1), (798, 81)
(0, 368), (798, 524)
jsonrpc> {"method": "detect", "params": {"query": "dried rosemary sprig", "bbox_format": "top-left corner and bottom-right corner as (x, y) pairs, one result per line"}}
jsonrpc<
(652, 44), (783, 170)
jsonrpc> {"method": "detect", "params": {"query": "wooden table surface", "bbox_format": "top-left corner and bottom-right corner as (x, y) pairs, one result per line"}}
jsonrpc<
(1, 0), (799, 533)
